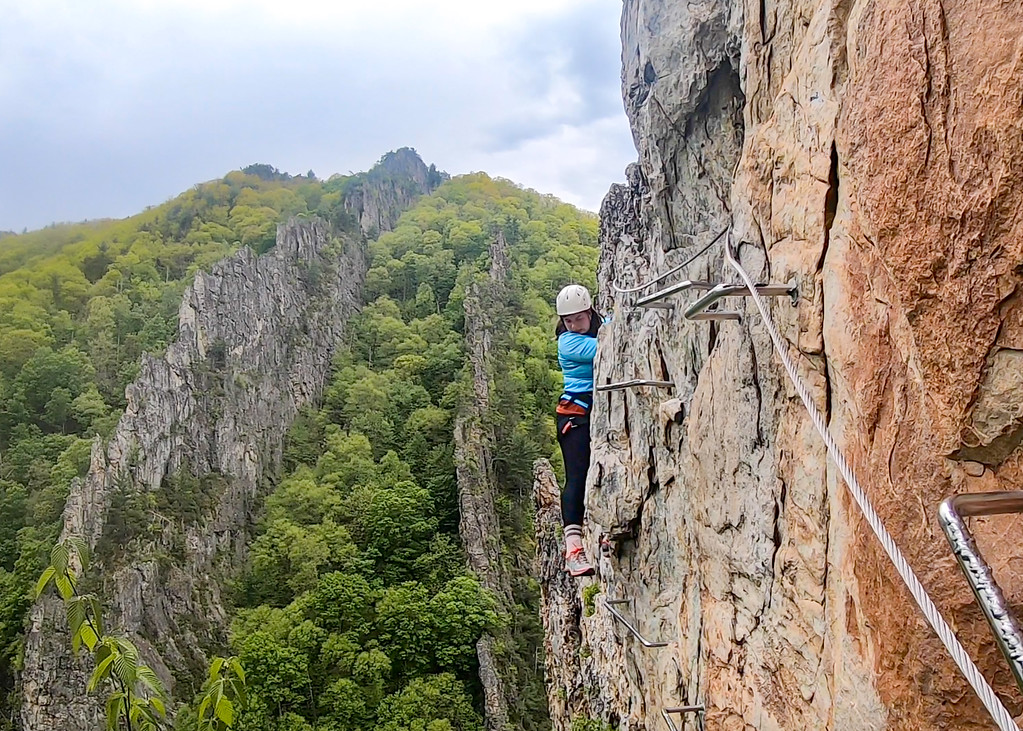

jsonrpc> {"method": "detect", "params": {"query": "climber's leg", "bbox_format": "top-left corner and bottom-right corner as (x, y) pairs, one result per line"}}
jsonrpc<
(564, 523), (583, 552)
(557, 415), (594, 577)
(557, 415), (590, 526)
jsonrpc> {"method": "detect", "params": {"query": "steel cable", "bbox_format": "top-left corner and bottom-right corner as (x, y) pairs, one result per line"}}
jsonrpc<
(724, 236), (1019, 731)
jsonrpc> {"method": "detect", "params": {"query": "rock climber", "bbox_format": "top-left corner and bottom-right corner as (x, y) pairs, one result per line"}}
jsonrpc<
(555, 283), (602, 577)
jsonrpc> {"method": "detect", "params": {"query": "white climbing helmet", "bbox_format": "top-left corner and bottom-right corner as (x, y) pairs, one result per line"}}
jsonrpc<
(556, 284), (592, 316)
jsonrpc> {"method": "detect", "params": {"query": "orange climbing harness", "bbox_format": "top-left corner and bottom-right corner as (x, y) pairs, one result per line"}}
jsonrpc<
(555, 399), (588, 417)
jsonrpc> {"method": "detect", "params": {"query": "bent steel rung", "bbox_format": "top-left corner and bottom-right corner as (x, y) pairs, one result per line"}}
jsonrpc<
(684, 282), (796, 321)
(605, 599), (669, 648)
(662, 705), (705, 731)
(610, 228), (728, 295)
(635, 280), (715, 309)
(597, 379), (674, 392)
(939, 491), (1023, 695)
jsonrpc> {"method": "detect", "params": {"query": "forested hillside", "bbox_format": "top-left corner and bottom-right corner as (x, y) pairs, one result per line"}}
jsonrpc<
(0, 155), (423, 726)
(216, 174), (598, 730)
(0, 158), (598, 731)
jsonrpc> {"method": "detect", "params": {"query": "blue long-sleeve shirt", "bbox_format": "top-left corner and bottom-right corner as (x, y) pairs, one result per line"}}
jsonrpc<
(558, 331), (597, 400)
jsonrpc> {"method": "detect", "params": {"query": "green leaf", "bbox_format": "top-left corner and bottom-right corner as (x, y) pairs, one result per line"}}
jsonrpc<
(112, 644), (138, 684)
(53, 572), (75, 601)
(198, 693), (212, 721)
(33, 566), (55, 599)
(67, 597), (86, 639)
(88, 595), (105, 637)
(79, 623), (100, 653)
(67, 536), (90, 571)
(209, 685), (224, 714)
(136, 664), (167, 699)
(50, 542), (70, 574)
(214, 695), (234, 726)
(128, 698), (160, 726)
(232, 679), (246, 709)
(149, 696), (166, 717)
(89, 652), (116, 691)
(94, 640), (112, 666)
(228, 656), (245, 684)
(104, 691), (125, 730)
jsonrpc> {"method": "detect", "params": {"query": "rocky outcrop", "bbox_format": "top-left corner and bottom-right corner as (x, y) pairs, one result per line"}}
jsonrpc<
(20, 151), (441, 730)
(344, 147), (445, 236)
(455, 232), (514, 731)
(542, 1), (1023, 730)
(20, 218), (365, 730)
(535, 459), (608, 727)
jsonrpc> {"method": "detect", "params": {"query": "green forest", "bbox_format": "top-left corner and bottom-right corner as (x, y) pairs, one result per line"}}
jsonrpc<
(0, 157), (598, 731)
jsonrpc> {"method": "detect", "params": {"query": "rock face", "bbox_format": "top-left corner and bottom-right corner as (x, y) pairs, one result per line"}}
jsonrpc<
(21, 218), (366, 730)
(541, 1), (1023, 730)
(455, 232), (515, 731)
(344, 147), (445, 236)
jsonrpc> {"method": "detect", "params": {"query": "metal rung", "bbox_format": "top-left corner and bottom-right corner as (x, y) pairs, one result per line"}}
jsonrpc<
(597, 379), (674, 392)
(939, 491), (1023, 695)
(662, 705), (706, 731)
(684, 282), (796, 321)
(635, 280), (715, 309)
(610, 228), (728, 295)
(605, 599), (668, 648)
(686, 311), (741, 322)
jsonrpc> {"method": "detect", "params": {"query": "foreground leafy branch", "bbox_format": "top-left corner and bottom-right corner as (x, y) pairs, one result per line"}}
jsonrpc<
(35, 537), (168, 731)
(36, 537), (247, 730)
(196, 656), (246, 731)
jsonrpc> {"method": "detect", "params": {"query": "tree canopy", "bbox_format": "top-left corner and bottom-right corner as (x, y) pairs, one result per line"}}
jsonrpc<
(0, 167), (599, 731)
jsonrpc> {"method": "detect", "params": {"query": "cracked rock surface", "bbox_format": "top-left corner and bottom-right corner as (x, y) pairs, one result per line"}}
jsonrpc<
(21, 218), (366, 730)
(542, 0), (1023, 729)
(19, 150), (438, 731)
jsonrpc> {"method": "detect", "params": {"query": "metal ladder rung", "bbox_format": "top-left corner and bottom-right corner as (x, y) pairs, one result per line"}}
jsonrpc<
(662, 705), (705, 731)
(684, 282), (796, 321)
(610, 228), (728, 295)
(634, 280), (715, 309)
(604, 598), (706, 730)
(597, 379), (674, 392)
(686, 310), (741, 322)
(605, 599), (669, 648)
(939, 491), (1023, 695)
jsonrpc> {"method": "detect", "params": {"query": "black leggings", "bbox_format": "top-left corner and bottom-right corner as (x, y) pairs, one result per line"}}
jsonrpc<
(557, 414), (590, 526)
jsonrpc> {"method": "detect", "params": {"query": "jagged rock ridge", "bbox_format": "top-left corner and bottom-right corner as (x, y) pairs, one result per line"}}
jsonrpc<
(21, 218), (365, 730)
(21, 151), (441, 729)
(541, 1), (1023, 730)
(455, 231), (515, 731)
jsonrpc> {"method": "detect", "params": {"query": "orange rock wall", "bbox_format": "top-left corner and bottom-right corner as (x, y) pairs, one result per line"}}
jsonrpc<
(542, 1), (1023, 729)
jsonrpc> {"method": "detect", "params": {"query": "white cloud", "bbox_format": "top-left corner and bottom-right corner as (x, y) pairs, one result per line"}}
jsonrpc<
(0, 0), (634, 230)
(470, 116), (635, 213)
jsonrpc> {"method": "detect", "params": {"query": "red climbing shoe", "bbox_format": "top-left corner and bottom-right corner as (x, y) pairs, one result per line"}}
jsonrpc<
(565, 546), (595, 577)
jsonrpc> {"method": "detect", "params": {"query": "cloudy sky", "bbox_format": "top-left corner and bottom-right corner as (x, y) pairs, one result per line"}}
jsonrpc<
(0, 0), (637, 232)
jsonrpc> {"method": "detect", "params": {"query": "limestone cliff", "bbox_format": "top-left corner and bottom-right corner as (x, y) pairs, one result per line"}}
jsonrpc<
(344, 147), (446, 236)
(21, 218), (364, 730)
(541, 1), (1023, 730)
(20, 153), (440, 729)
(455, 232), (515, 731)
